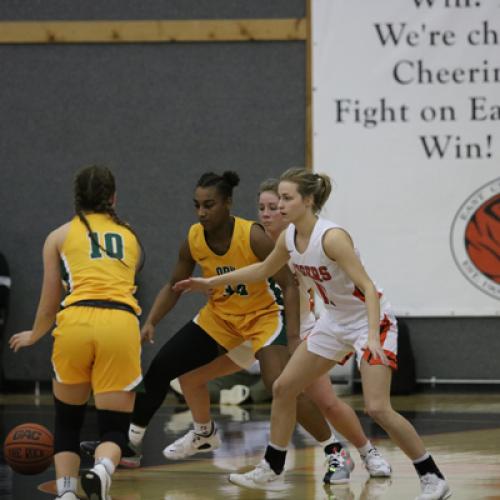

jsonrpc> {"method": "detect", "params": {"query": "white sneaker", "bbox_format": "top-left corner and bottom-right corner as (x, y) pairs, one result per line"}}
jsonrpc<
(55, 493), (79, 500)
(81, 463), (111, 500)
(229, 460), (286, 491)
(363, 448), (392, 477)
(220, 384), (250, 405)
(415, 474), (452, 500)
(163, 428), (221, 460)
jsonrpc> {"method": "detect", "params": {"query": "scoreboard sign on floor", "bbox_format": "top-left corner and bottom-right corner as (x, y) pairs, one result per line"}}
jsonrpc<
(312, 0), (499, 316)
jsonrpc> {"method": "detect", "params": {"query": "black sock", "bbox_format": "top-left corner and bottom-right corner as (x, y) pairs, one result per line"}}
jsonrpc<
(324, 442), (343, 456)
(264, 444), (287, 475)
(414, 455), (444, 479)
(123, 444), (136, 457)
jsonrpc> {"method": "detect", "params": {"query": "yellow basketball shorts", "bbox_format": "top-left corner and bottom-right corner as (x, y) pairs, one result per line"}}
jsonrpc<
(51, 306), (142, 394)
(194, 305), (285, 354)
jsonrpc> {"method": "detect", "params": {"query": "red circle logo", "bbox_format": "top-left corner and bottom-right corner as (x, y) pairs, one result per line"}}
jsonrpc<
(450, 178), (500, 300)
(464, 193), (500, 285)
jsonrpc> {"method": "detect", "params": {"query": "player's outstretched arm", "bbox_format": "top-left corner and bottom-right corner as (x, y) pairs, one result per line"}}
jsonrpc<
(173, 230), (289, 293)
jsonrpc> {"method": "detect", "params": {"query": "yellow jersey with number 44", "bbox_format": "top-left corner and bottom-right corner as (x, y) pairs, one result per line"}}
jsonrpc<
(188, 216), (282, 319)
(60, 213), (141, 314)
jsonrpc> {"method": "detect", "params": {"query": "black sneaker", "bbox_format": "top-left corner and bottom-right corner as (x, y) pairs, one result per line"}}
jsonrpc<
(81, 463), (110, 500)
(80, 440), (142, 468)
(80, 440), (99, 458)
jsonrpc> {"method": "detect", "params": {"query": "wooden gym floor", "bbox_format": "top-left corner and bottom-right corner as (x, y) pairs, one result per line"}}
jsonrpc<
(1, 390), (499, 500)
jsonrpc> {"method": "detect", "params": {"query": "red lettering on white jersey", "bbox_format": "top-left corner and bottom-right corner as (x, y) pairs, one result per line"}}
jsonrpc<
(293, 263), (332, 282)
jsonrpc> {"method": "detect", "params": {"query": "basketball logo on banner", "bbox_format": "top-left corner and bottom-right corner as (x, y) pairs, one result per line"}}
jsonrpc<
(450, 178), (500, 300)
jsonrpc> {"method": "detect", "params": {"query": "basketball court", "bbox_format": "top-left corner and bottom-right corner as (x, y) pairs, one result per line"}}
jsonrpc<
(1, 390), (499, 499)
(0, 2), (499, 500)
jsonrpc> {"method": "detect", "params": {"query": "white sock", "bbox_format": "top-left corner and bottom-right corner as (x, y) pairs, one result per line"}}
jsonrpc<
(95, 457), (115, 476)
(413, 452), (430, 464)
(268, 441), (288, 452)
(358, 440), (373, 457)
(128, 424), (146, 446)
(194, 420), (213, 436)
(56, 476), (77, 496)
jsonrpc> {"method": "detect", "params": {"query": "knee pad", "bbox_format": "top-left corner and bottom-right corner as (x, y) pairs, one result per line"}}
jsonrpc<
(53, 397), (87, 454)
(97, 410), (131, 453)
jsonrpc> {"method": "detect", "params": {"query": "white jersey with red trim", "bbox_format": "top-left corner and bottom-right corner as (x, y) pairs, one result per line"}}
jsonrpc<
(285, 217), (390, 327)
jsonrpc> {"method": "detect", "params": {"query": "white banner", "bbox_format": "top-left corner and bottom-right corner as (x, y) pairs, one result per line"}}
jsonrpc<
(312, 0), (499, 316)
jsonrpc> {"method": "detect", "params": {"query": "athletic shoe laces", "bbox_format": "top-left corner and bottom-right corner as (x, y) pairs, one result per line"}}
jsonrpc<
(366, 448), (384, 464)
(177, 430), (196, 446)
(248, 460), (273, 480)
(421, 473), (441, 493)
(326, 451), (345, 469)
(193, 432), (209, 443)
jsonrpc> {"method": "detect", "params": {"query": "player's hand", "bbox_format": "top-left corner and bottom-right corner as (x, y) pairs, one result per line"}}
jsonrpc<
(365, 338), (389, 366)
(141, 322), (155, 344)
(9, 331), (36, 352)
(173, 277), (213, 294)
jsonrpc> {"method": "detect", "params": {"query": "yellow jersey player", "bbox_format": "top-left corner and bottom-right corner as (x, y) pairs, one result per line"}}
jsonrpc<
(121, 171), (300, 467)
(10, 165), (143, 500)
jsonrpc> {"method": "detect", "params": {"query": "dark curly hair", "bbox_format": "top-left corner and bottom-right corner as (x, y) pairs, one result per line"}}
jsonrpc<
(196, 171), (240, 200)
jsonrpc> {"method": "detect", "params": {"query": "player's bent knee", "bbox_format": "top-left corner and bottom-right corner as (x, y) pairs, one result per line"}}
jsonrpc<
(310, 396), (338, 415)
(178, 373), (201, 392)
(54, 397), (87, 454)
(97, 409), (131, 453)
(364, 403), (393, 423)
(272, 377), (301, 400)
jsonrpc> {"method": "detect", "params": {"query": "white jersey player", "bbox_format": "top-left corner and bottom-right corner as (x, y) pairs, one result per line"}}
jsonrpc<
(286, 217), (398, 370)
(176, 168), (451, 500)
